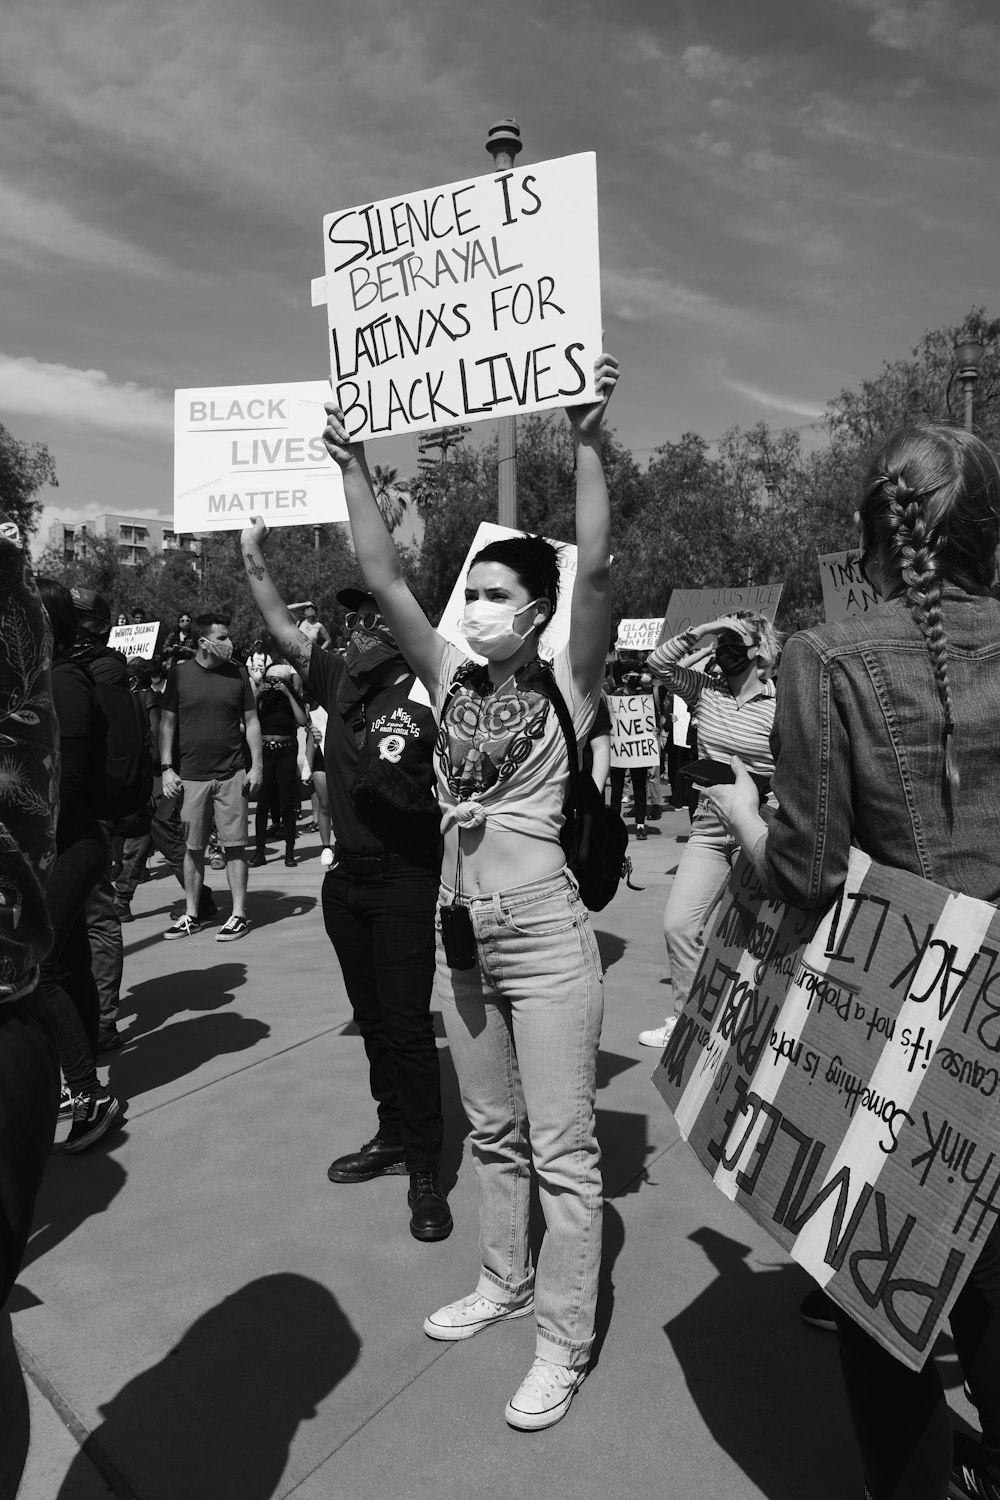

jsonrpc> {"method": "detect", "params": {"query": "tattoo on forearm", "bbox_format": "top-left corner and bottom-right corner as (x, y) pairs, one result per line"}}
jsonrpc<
(244, 552), (266, 581)
(287, 639), (312, 673)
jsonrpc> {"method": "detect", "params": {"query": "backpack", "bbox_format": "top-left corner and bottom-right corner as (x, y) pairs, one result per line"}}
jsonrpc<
(83, 653), (155, 826)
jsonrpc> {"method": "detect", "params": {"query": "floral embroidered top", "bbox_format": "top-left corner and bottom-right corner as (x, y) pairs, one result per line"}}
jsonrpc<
(433, 643), (601, 842)
(0, 530), (59, 1002)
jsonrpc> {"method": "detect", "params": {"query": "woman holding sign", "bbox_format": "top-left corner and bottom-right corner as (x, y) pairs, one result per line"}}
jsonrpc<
(704, 424), (1000, 1500)
(638, 612), (781, 1049)
(322, 355), (618, 1432)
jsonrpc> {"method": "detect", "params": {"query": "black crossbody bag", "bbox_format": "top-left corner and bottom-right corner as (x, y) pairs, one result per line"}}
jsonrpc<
(539, 667), (630, 913)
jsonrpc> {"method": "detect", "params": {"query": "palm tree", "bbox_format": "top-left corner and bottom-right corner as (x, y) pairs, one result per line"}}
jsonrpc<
(371, 465), (408, 533)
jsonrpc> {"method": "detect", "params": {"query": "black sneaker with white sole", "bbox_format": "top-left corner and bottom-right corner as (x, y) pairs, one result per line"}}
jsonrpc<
(216, 915), (250, 942)
(64, 1092), (126, 1153)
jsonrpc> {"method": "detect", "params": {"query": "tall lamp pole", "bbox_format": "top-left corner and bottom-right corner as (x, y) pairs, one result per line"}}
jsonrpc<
(954, 334), (984, 433)
(485, 119), (522, 528)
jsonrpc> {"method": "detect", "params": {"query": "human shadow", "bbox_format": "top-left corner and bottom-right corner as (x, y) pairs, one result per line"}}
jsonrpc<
(20, 1148), (128, 1273)
(118, 962), (247, 1040)
(594, 930), (627, 970)
(664, 1228), (856, 1499)
(597, 1105), (657, 1198)
(109, 1012), (271, 1101)
(56, 1274), (361, 1500)
(591, 1199), (626, 1370)
(595, 1050), (637, 1091)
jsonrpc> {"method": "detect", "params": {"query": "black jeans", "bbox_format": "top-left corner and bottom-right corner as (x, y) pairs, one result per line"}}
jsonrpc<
(0, 990), (59, 1304)
(610, 767), (648, 824)
(836, 1217), (1000, 1498)
(321, 857), (443, 1172)
(85, 843), (123, 1033)
(255, 745), (299, 852)
(40, 832), (107, 1096)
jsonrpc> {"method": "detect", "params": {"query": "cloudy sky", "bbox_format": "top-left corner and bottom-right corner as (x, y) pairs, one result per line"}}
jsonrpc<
(2, 0), (998, 550)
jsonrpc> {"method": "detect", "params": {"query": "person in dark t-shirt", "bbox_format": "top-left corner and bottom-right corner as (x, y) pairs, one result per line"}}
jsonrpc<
(159, 615), (262, 943)
(240, 516), (450, 1246)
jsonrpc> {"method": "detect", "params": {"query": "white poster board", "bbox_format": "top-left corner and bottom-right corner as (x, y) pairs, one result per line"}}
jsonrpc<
(108, 621), (160, 660)
(818, 549), (879, 624)
(616, 617), (664, 651)
(609, 693), (659, 769)
(173, 380), (347, 533)
(660, 583), (783, 641)
(321, 153), (602, 440)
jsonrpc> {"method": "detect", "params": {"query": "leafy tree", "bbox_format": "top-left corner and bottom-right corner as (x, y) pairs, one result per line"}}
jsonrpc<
(0, 421), (58, 540)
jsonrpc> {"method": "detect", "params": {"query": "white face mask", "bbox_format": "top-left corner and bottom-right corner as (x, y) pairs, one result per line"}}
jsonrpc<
(460, 599), (543, 661)
(201, 635), (234, 663)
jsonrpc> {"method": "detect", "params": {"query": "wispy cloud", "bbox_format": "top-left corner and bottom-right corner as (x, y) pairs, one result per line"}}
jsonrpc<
(603, 269), (751, 332)
(0, 179), (166, 276)
(0, 354), (172, 436)
(723, 378), (825, 421)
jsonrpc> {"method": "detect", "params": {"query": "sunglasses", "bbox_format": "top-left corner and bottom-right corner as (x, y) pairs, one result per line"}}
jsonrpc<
(345, 608), (383, 631)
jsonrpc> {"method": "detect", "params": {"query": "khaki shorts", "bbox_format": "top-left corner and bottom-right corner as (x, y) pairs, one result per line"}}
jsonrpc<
(180, 772), (248, 850)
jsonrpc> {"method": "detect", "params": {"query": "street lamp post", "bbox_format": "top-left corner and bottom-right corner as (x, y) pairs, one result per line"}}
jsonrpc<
(954, 334), (985, 433)
(486, 119), (523, 528)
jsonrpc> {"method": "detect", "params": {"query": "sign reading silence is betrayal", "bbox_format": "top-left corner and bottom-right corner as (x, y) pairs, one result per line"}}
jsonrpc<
(818, 550), (880, 625)
(173, 381), (347, 533)
(653, 848), (1000, 1369)
(320, 153), (602, 440)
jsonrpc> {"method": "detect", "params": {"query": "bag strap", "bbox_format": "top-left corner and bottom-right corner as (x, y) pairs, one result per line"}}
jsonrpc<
(538, 663), (586, 827)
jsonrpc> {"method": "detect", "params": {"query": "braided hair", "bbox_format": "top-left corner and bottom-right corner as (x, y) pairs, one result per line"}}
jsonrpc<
(859, 424), (1000, 813)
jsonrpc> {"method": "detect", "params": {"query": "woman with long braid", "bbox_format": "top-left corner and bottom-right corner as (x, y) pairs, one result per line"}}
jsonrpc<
(705, 424), (1000, 1500)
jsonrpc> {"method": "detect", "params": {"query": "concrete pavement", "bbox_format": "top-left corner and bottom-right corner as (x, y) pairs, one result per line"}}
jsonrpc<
(12, 804), (977, 1499)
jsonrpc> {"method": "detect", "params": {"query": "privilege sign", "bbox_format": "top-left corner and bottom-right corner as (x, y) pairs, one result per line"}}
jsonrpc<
(653, 848), (1000, 1369)
(321, 153), (602, 440)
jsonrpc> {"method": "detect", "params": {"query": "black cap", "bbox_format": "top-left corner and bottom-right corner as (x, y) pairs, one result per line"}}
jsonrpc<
(336, 587), (377, 611)
(69, 586), (111, 626)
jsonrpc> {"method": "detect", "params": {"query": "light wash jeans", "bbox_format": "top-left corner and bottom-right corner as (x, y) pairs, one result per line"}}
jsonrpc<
(436, 868), (604, 1368)
(662, 809), (737, 1019)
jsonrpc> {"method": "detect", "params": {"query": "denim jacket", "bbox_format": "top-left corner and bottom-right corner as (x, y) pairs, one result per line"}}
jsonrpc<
(764, 589), (1000, 909)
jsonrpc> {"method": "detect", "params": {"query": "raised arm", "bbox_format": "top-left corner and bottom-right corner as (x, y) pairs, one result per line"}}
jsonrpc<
(322, 409), (446, 693)
(567, 355), (620, 696)
(239, 519), (314, 679)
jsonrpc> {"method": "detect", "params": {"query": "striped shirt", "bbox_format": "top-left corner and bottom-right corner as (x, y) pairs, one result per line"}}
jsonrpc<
(647, 631), (776, 826)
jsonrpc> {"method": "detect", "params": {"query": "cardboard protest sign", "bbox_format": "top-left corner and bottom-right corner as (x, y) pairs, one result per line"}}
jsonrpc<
(819, 550), (879, 624)
(609, 694), (659, 769)
(659, 584), (783, 642)
(108, 622), (160, 660)
(616, 618), (664, 652)
(653, 848), (1000, 1370)
(321, 153), (602, 441)
(174, 381), (347, 533)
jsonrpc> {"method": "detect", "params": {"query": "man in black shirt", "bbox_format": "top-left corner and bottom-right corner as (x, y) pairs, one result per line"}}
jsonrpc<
(240, 517), (450, 1244)
(159, 615), (262, 942)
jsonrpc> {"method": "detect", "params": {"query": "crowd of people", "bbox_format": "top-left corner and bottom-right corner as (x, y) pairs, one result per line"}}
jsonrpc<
(2, 369), (999, 1495)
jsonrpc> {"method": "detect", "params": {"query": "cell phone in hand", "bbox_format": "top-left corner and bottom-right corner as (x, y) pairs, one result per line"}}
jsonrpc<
(678, 758), (736, 788)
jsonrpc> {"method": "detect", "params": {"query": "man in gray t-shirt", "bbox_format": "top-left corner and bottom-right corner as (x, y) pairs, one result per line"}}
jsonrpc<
(159, 614), (262, 942)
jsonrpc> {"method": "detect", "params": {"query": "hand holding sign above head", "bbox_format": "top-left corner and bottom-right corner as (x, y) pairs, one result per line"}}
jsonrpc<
(565, 353), (619, 440)
(240, 515), (270, 553)
(321, 405), (366, 473)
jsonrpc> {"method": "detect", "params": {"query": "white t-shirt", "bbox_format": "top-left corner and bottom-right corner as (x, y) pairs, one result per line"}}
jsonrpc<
(433, 644), (601, 843)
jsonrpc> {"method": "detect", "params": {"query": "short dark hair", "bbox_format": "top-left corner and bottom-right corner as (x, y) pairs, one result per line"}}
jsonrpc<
(470, 533), (560, 614)
(194, 612), (230, 633)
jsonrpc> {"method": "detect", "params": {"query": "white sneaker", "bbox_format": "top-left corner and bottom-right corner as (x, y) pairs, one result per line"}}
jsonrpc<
(320, 847), (335, 869)
(505, 1357), (586, 1431)
(423, 1291), (534, 1341)
(638, 1017), (677, 1048)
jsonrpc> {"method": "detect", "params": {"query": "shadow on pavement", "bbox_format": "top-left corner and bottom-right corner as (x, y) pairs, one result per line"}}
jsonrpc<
(56, 1274), (361, 1500)
(121, 893), (315, 961)
(665, 1227), (856, 1499)
(591, 1200), (626, 1371)
(597, 1105), (655, 1198)
(110, 1012), (271, 1100)
(596, 1049), (638, 1091)
(119, 962), (247, 1039)
(21, 1148), (128, 1274)
(594, 930), (627, 970)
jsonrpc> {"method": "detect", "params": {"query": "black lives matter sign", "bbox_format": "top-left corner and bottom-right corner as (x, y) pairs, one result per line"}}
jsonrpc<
(654, 847), (1000, 1369)
(321, 154), (602, 440)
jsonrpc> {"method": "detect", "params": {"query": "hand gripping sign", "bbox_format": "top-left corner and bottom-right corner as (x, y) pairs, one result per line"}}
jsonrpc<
(320, 154), (602, 441)
(653, 847), (1000, 1370)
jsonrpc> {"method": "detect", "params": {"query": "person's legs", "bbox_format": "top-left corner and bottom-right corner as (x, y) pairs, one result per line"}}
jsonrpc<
(488, 876), (604, 1368)
(254, 754), (277, 854)
(39, 837), (106, 1093)
(661, 821), (735, 1020)
(225, 850), (248, 919)
(322, 870), (404, 1148)
(85, 858), (123, 1040)
(835, 1308), (951, 1499)
(178, 779), (214, 920)
(0, 993), (58, 1500)
(214, 774), (249, 919)
(273, 748), (300, 861)
(116, 831), (153, 900)
(312, 771), (332, 849)
(182, 848), (206, 920)
(436, 931), (534, 1305)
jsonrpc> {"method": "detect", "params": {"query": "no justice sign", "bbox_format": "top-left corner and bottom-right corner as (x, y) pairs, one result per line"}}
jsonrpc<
(321, 153), (602, 439)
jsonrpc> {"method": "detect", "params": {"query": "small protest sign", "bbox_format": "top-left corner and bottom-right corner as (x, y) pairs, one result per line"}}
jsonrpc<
(819, 550), (879, 624)
(616, 618), (664, 652)
(659, 584), (783, 642)
(321, 153), (602, 441)
(652, 848), (1000, 1370)
(173, 381), (347, 534)
(108, 622), (160, 660)
(609, 694), (659, 769)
